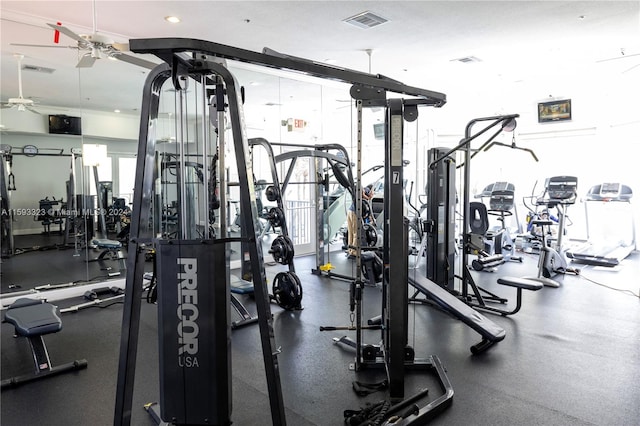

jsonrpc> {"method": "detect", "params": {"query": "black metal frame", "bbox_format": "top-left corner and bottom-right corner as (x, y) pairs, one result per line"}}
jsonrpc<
(116, 37), (450, 426)
(326, 100), (454, 422)
(429, 115), (538, 317)
(114, 61), (286, 425)
(129, 38), (446, 107)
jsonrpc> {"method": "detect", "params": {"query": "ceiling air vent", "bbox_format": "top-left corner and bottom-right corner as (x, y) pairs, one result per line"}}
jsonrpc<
(22, 64), (55, 74)
(451, 56), (482, 64)
(343, 11), (388, 29)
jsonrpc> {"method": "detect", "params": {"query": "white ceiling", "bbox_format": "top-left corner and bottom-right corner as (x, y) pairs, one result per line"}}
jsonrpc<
(1, 1), (639, 116)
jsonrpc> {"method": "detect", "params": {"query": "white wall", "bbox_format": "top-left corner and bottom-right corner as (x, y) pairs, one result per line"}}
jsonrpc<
(1, 107), (139, 234)
(2, 67), (638, 243)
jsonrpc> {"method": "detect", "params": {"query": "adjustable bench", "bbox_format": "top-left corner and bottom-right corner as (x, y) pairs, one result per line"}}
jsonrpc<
(409, 274), (506, 354)
(230, 275), (258, 329)
(1, 298), (88, 389)
(89, 238), (126, 271)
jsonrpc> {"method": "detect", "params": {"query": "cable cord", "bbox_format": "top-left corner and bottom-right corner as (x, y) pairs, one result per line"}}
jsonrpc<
(578, 272), (640, 298)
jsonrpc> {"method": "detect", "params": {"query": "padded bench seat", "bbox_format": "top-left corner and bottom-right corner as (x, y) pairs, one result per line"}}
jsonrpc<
(89, 239), (126, 272)
(497, 276), (544, 291)
(92, 238), (123, 250)
(4, 298), (62, 337)
(1, 298), (87, 390)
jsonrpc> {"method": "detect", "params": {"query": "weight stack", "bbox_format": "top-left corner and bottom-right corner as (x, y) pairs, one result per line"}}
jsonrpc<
(425, 147), (456, 291)
(155, 239), (231, 425)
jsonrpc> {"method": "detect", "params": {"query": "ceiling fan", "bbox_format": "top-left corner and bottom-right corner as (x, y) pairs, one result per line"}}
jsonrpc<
(11, 0), (156, 70)
(596, 48), (640, 73)
(1, 54), (40, 114)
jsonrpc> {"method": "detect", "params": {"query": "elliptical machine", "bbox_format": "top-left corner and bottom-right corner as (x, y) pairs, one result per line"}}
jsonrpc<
(524, 176), (579, 287)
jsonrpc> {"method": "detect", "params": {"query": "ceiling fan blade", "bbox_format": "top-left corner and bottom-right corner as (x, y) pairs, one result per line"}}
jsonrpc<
(596, 52), (640, 63)
(10, 43), (74, 49)
(77, 54), (97, 68)
(113, 52), (157, 70)
(623, 63), (640, 73)
(111, 42), (130, 51)
(47, 23), (89, 45)
(26, 106), (41, 115)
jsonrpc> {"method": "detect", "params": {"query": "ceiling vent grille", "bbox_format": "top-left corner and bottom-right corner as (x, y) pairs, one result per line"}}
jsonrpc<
(343, 11), (388, 29)
(22, 64), (55, 74)
(451, 56), (482, 64)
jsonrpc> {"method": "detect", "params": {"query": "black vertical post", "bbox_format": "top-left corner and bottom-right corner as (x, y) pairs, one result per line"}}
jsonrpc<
(114, 64), (170, 426)
(208, 63), (287, 426)
(384, 98), (408, 401)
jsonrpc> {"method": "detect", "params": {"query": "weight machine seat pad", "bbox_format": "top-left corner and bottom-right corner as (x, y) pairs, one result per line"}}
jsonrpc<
(497, 277), (544, 291)
(4, 298), (62, 337)
(530, 219), (554, 226)
(91, 239), (122, 249)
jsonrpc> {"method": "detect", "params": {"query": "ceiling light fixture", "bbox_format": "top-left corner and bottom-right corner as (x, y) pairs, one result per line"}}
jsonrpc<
(165, 16), (181, 24)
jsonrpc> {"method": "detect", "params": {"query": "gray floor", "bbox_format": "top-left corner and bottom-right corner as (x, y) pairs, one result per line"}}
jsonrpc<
(1, 238), (639, 425)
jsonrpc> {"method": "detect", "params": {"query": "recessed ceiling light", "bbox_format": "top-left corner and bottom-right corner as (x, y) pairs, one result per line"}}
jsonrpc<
(165, 16), (181, 23)
(114, 109), (121, 113)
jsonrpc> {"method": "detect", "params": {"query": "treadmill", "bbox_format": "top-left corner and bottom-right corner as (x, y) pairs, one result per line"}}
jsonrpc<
(566, 183), (636, 267)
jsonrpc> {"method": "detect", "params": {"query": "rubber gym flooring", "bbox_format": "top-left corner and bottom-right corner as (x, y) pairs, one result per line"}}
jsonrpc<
(1, 235), (639, 426)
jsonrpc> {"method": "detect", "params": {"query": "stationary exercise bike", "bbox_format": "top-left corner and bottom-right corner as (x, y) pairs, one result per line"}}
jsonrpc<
(469, 182), (523, 271)
(523, 176), (579, 287)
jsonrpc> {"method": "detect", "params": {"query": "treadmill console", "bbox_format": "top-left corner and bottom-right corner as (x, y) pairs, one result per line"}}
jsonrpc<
(586, 183), (633, 201)
(600, 182), (621, 197)
(540, 176), (578, 205)
(489, 190), (515, 211)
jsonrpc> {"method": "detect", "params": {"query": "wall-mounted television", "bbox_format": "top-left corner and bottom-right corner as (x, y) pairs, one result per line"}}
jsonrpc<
(49, 114), (82, 135)
(538, 99), (571, 123)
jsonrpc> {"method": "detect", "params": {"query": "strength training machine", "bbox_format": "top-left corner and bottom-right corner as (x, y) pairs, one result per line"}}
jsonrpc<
(322, 93), (455, 421)
(115, 36), (454, 426)
(425, 116), (543, 317)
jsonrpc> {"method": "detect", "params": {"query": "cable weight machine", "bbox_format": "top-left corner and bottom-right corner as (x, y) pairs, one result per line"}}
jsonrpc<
(115, 36), (455, 426)
(114, 61), (286, 425)
(427, 115), (544, 317)
(324, 93), (454, 422)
